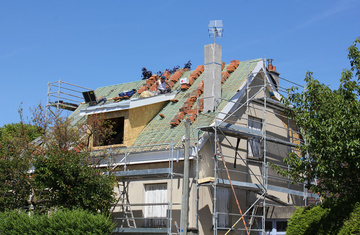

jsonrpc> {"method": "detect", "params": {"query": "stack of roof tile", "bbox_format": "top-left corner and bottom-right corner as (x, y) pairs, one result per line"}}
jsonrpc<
(171, 60), (240, 126)
(138, 69), (188, 95)
(138, 74), (159, 94)
(181, 65), (204, 90)
(170, 79), (205, 126)
(149, 75), (161, 93)
(221, 71), (230, 84)
(221, 60), (240, 84)
(226, 60), (240, 73)
(163, 70), (171, 79)
(169, 69), (186, 87)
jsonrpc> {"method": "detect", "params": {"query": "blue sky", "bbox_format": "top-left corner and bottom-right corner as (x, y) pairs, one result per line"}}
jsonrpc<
(1, 0), (359, 126)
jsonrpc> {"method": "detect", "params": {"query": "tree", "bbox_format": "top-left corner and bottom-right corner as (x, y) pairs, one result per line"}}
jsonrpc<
(30, 107), (116, 214)
(279, 37), (360, 200)
(0, 105), (116, 214)
(33, 150), (115, 214)
(0, 113), (41, 211)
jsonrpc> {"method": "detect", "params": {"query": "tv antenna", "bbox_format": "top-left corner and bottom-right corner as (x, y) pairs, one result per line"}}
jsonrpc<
(208, 20), (223, 44)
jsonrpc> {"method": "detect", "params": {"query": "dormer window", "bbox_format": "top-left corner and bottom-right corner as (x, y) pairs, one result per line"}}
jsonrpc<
(93, 117), (124, 146)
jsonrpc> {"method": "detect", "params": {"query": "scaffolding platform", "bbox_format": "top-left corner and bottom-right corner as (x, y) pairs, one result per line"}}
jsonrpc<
(113, 227), (168, 234)
(46, 79), (92, 114)
(200, 123), (298, 147)
(115, 168), (183, 179)
(198, 177), (318, 199)
(47, 101), (78, 111)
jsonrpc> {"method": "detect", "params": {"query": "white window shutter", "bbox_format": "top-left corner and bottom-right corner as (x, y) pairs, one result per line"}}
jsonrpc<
(144, 184), (167, 227)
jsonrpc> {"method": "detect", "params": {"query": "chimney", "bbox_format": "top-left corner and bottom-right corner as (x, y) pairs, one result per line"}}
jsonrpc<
(267, 59), (280, 90)
(204, 43), (222, 112)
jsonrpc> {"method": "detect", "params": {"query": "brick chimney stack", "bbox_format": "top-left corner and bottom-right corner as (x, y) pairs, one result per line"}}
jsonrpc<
(267, 59), (280, 89)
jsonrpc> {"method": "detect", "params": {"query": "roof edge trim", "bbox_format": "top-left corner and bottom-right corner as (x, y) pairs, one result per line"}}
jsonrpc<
(79, 92), (177, 116)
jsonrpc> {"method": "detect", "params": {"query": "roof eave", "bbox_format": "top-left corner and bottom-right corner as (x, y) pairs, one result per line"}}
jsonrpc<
(79, 92), (177, 116)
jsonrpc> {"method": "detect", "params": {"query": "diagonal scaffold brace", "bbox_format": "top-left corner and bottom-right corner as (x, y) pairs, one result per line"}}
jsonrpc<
(216, 140), (249, 235)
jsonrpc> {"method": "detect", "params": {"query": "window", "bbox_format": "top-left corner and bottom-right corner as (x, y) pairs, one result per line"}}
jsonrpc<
(144, 183), (167, 227)
(216, 188), (230, 228)
(261, 220), (288, 235)
(276, 221), (287, 232)
(265, 221), (273, 232)
(248, 116), (262, 158)
(93, 117), (124, 146)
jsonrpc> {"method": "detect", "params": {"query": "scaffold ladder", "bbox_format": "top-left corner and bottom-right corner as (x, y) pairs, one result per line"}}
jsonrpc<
(118, 181), (137, 228)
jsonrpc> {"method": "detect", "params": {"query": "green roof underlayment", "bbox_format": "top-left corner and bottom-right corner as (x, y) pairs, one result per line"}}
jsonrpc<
(130, 58), (262, 153)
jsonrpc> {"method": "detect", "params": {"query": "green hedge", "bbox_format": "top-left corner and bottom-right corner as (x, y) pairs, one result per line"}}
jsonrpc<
(338, 202), (360, 235)
(0, 208), (114, 235)
(287, 200), (360, 235)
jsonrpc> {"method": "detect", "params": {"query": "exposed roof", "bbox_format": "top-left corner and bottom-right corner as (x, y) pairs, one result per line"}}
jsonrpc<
(70, 58), (262, 154)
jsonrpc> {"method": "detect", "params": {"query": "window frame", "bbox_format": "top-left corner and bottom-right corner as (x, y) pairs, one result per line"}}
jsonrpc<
(261, 219), (288, 235)
(247, 116), (263, 159)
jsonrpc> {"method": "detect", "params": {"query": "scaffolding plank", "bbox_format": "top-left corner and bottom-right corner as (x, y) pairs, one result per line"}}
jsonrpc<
(268, 185), (319, 198)
(201, 122), (298, 147)
(216, 179), (264, 191)
(113, 227), (168, 233)
(199, 125), (261, 140)
(215, 179), (319, 198)
(266, 136), (298, 147)
(48, 102), (78, 111)
(198, 177), (215, 184)
(116, 168), (173, 179)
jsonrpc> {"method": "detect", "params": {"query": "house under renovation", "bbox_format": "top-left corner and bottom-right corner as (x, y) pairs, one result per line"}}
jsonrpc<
(46, 42), (319, 235)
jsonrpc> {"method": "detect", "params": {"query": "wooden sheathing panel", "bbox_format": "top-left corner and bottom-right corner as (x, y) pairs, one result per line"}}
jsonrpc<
(128, 101), (168, 146)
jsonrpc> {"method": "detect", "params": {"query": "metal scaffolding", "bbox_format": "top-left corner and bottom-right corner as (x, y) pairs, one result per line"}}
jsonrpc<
(46, 79), (92, 117)
(109, 143), (183, 234)
(195, 59), (315, 234)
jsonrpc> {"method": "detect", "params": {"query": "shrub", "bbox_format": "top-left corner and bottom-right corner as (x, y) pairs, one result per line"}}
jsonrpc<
(286, 205), (330, 235)
(287, 199), (360, 235)
(338, 202), (360, 235)
(0, 208), (114, 235)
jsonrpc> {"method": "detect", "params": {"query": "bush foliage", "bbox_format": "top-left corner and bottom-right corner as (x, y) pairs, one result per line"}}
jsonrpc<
(287, 199), (360, 235)
(0, 106), (116, 214)
(0, 208), (114, 235)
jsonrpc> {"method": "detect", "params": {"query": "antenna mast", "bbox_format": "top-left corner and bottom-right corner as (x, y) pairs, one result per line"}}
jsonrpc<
(208, 20), (223, 44)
